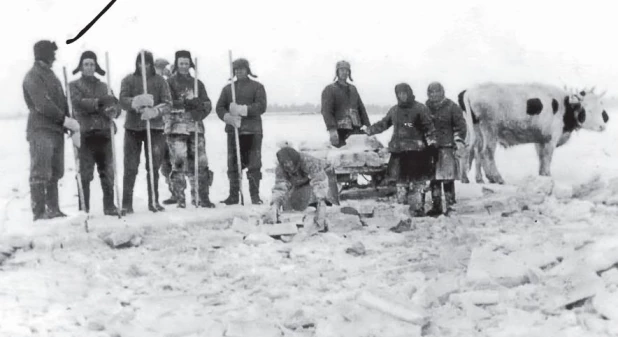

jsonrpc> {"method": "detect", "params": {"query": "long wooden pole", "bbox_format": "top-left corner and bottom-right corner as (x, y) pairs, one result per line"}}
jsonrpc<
(228, 50), (244, 205)
(140, 51), (156, 211)
(62, 67), (89, 232)
(105, 52), (122, 218)
(193, 57), (200, 209)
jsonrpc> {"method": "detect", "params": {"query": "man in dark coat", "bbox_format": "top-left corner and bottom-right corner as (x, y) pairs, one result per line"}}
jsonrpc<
(69, 51), (122, 216)
(425, 82), (467, 216)
(22, 40), (81, 221)
(363, 83), (437, 217)
(119, 50), (172, 214)
(164, 50), (214, 208)
(216, 58), (267, 205)
(321, 60), (371, 147)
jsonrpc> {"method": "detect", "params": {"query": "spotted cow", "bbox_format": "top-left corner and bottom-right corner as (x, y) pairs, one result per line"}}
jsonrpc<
(457, 83), (609, 184)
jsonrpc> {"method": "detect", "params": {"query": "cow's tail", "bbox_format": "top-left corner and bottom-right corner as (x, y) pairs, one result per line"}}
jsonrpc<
(458, 90), (476, 149)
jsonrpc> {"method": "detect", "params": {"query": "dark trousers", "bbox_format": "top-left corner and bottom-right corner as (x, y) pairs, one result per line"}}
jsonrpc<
(29, 130), (64, 185)
(226, 132), (262, 194)
(122, 129), (166, 207)
(29, 130), (65, 217)
(78, 132), (115, 211)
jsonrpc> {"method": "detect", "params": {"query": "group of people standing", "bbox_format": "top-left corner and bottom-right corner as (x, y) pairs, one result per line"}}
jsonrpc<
(22, 39), (466, 225)
(317, 61), (467, 218)
(23, 40), (266, 221)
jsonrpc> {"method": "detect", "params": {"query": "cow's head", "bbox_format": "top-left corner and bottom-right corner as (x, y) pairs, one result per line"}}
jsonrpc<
(565, 87), (609, 132)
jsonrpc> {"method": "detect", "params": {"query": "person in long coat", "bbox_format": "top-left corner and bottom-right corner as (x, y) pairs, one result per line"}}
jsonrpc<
(363, 83), (437, 216)
(425, 82), (467, 216)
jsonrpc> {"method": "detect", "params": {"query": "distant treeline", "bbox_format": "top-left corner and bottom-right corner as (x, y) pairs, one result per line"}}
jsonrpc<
(267, 103), (392, 115)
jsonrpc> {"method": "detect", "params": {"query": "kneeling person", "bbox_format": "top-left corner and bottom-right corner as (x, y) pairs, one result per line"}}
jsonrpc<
(264, 147), (340, 231)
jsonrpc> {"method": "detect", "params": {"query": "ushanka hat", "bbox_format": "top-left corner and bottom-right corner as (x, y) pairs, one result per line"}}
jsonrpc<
(173, 50), (195, 71)
(334, 60), (353, 81)
(33, 40), (57, 63)
(72, 50), (106, 76)
(232, 58), (257, 78)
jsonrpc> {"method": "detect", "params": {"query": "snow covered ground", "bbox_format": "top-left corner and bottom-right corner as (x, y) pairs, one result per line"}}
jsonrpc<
(1, 113), (618, 337)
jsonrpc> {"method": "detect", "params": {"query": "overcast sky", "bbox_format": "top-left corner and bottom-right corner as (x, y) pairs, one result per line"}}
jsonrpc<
(1, 0), (617, 115)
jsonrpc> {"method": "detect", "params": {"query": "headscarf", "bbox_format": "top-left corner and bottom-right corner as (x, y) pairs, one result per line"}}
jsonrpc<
(276, 147), (301, 174)
(426, 81), (447, 111)
(395, 83), (415, 108)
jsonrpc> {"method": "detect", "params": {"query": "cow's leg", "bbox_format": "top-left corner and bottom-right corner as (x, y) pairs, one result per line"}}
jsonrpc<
(473, 146), (485, 184)
(479, 128), (505, 185)
(535, 142), (555, 176)
(459, 147), (471, 184)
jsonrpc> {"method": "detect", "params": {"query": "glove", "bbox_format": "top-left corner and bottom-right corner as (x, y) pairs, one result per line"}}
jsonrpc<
(223, 113), (242, 128)
(230, 103), (248, 117)
(98, 95), (118, 109)
(328, 129), (339, 147)
(313, 200), (328, 232)
(263, 204), (280, 224)
(131, 94), (154, 110)
(63, 117), (80, 133)
(185, 97), (201, 111)
(140, 106), (160, 120)
(454, 140), (466, 158)
(70, 132), (81, 148)
(103, 106), (119, 119)
(454, 140), (465, 151)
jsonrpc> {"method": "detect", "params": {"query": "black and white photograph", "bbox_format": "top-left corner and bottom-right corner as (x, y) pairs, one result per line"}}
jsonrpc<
(1, 0), (618, 335)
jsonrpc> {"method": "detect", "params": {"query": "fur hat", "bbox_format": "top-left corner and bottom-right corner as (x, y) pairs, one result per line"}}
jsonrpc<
(33, 40), (57, 64)
(134, 50), (155, 76)
(72, 50), (106, 76)
(232, 58), (257, 78)
(334, 60), (353, 82)
(173, 50), (195, 72)
(154, 58), (170, 69)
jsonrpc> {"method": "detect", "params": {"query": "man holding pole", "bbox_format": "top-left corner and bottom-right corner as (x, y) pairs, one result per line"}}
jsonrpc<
(164, 50), (215, 208)
(119, 50), (171, 214)
(69, 51), (121, 216)
(22, 40), (81, 221)
(216, 57), (267, 205)
(154, 58), (178, 206)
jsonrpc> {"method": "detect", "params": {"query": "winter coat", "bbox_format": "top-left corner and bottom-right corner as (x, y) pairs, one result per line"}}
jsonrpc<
(69, 76), (120, 136)
(321, 82), (370, 131)
(426, 98), (467, 147)
(271, 152), (332, 206)
(215, 78), (267, 135)
(426, 98), (467, 181)
(22, 61), (69, 140)
(165, 73), (212, 135)
(119, 72), (172, 131)
(367, 101), (437, 153)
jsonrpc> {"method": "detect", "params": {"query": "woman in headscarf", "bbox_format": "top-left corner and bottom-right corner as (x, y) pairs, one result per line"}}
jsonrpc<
(362, 83), (437, 217)
(263, 146), (340, 231)
(425, 82), (467, 216)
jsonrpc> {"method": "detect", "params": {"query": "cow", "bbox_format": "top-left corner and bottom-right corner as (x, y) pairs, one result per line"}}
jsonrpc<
(457, 83), (609, 184)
